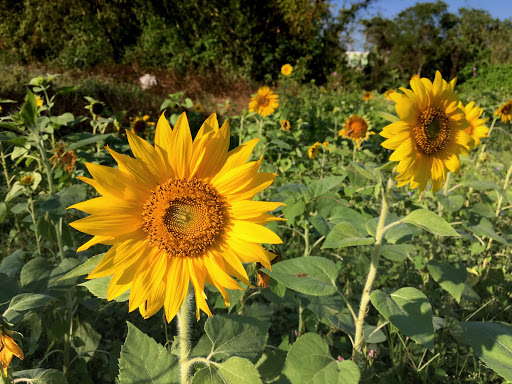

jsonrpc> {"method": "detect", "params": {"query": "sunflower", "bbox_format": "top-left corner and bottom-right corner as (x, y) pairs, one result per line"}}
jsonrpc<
(380, 71), (473, 192)
(50, 141), (77, 174)
(494, 99), (512, 123)
(308, 142), (322, 159)
(0, 106), (2, 114)
(281, 120), (291, 131)
(69, 113), (283, 322)
(20, 175), (34, 186)
(362, 91), (373, 101)
(460, 101), (489, 146)
(35, 96), (43, 108)
(249, 87), (279, 117)
(193, 103), (203, 113)
(131, 115), (155, 135)
(281, 64), (293, 76)
(339, 115), (374, 149)
(0, 330), (23, 376)
(384, 89), (396, 101)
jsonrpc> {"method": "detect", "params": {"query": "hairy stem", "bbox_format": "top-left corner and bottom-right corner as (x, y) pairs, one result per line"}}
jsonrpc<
(178, 291), (192, 384)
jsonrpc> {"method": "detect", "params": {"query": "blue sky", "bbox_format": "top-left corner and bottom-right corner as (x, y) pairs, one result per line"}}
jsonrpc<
(332, 0), (512, 50)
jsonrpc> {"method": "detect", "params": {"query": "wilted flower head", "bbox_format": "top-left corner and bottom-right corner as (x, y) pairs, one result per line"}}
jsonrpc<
(0, 328), (24, 376)
(50, 141), (77, 174)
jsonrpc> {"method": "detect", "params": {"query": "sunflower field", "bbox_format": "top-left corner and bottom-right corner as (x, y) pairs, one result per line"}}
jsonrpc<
(1, 1), (512, 384)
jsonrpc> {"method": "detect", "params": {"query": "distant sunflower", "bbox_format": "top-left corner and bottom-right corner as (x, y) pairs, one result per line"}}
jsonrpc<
(308, 142), (322, 159)
(70, 113), (283, 322)
(281, 120), (291, 131)
(249, 87), (279, 117)
(20, 175), (34, 186)
(339, 115), (374, 149)
(494, 99), (512, 123)
(193, 103), (203, 113)
(380, 71), (473, 192)
(35, 96), (43, 108)
(0, 106), (2, 114)
(362, 91), (373, 101)
(281, 64), (293, 76)
(0, 330), (23, 376)
(460, 101), (489, 146)
(384, 89), (396, 100)
(131, 115), (155, 135)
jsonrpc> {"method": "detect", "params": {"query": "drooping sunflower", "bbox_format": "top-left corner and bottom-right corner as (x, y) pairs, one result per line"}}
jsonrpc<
(308, 142), (322, 159)
(69, 113), (283, 322)
(0, 330), (23, 376)
(50, 141), (77, 174)
(362, 91), (373, 101)
(380, 71), (473, 192)
(339, 115), (374, 149)
(494, 99), (512, 123)
(281, 64), (293, 76)
(281, 120), (291, 131)
(131, 115), (155, 135)
(384, 89), (396, 101)
(460, 101), (489, 146)
(249, 87), (279, 117)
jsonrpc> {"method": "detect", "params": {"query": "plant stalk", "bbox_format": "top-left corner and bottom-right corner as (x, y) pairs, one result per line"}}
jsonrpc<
(178, 290), (192, 384)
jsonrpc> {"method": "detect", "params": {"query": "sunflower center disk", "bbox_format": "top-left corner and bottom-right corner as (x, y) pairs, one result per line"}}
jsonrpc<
(142, 178), (225, 257)
(414, 107), (450, 155)
(257, 96), (270, 107)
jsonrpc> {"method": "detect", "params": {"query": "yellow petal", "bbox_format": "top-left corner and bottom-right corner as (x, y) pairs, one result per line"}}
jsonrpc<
(169, 113), (193, 178)
(229, 200), (284, 219)
(70, 213), (141, 237)
(126, 130), (169, 183)
(229, 220), (283, 244)
(164, 257), (190, 323)
(77, 235), (115, 252)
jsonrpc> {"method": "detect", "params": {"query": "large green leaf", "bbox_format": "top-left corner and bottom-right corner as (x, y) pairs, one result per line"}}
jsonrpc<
(283, 333), (359, 383)
(370, 287), (434, 351)
(427, 260), (467, 303)
(463, 217), (508, 245)
(72, 322), (101, 362)
(322, 222), (374, 249)
(192, 357), (263, 384)
(79, 276), (129, 302)
(58, 253), (104, 281)
(338, 360), (361, 384)
(460, 322), (512, 381)
(306, 176), (345, 201)
(262, 257), (339, 296)
(6, 294), (55, 313)
(118, 322), (179, 384)
(402, 209), (459, 237)
(192, 314), (269, 362)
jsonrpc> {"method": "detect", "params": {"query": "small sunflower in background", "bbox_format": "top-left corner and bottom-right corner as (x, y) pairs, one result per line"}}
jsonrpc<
(281, 64), (293, 76)
(84, 98), (106, 117)
(35, 96), (43, 107)
(384, 89), (396, 100)
(69, 113), (283, 322)
(20, 174), (34, 186)
(249, 87), (279, 117)
(193, 103), (203, 113)
(0, 327), (24, 376)
(0, 106), (3, 114)
(50, 141), (77, 174)
(323, 141), (332, 151)
(495, 99), (512, 123)
(131, 115), (155, 135)
(339, 115), (374, 149)
(281, 120), (291, 131)
(308, 142), (322, 159)
(460, 101), (489, 146)
(381, 71), (473, 192)
(362, 91), (373, 101)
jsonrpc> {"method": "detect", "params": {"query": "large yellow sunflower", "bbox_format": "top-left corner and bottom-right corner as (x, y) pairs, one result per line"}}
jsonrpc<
(249, 87), (279, 117)
(339, 115), (374, 149)
(0, 330), (23, 376)
(380, 71), (473, 192)
(69, 113), (283, 322)
(460, 101), (489, 146)
(494, 99), (512, 123)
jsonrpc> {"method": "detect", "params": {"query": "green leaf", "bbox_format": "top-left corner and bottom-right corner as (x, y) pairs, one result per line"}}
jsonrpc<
(58, 253), (104, 281)
(337, 360), (361, 384)
(0, 250), (24, 278)
(20, 257), (53, 292)
(283, 333), (356, 383)
(460, 322), (512, 382)
(262, 257), (339, 296)
(118, 322), (179, 384)
(306, 176), (345, 201)
(66, 133), (111, 151)
(322, 222), (374, 249)
(350, 161), (381, 183)
(73, 322), (101, 362)
(7, 293), (55, 312)
(427, 261), (467, 303)
(282, 201), (305, 223)
(463, 217), (508, 245)
(375, 111), (399, 122)
(402, 209), (459, 237)
(12, 369), (67, 384)
(255, 348), (287, 382)
(194, 314), (270, 362)
(79, 276), (129, 302)
(370, 287), (434, 351)
(380, 244), (413, 262)
(192, 357), (263, 384)
(20, 89), (37, 129)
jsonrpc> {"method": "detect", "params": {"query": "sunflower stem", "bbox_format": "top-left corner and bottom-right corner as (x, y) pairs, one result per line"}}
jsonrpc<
(178, 290), (192, 384)
(352, 177), (392, 361)
(27, 190), (42, 257)
(352, 141), (357, 162)
(239, 114), (245, 146)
